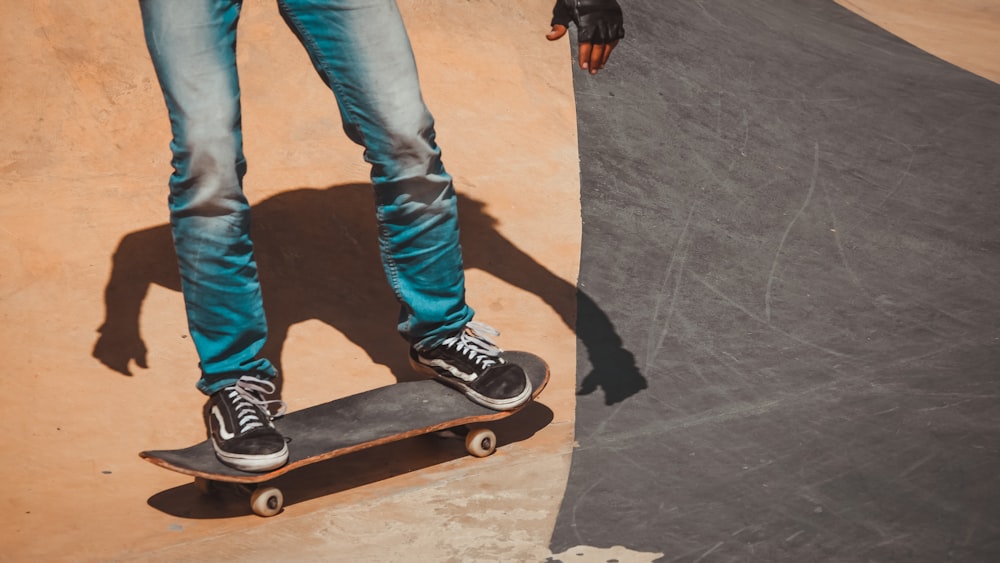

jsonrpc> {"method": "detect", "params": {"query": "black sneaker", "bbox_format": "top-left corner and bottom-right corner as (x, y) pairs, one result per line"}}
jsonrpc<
(409, 322), (532, 411)
(204, 376), (289, 472)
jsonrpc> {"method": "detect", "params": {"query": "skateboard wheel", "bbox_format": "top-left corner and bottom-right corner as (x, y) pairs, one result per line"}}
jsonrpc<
(465, 428), (497, 458)
(250, 486), (284, 517)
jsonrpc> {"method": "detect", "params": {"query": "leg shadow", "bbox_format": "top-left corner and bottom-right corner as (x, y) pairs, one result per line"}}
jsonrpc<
(94, 183), (646, 404)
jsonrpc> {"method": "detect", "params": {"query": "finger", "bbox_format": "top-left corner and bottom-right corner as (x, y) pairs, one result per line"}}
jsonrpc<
(546, 24), (568, 41)
(588, 43), (605, 74)
(579, 42), (593, 70)
(600, 40), (618, 68)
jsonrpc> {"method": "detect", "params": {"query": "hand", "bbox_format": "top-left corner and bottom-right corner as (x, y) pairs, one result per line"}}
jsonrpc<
(93, 324), (148, 376)
(546, 0), (625, 74)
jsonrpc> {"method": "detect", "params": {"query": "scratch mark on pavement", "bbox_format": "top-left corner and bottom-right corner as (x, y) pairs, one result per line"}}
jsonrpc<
(765, 142), (820, 321)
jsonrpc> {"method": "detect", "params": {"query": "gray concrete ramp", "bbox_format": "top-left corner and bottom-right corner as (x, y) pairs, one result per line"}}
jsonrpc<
(553, 0), (1000, 560)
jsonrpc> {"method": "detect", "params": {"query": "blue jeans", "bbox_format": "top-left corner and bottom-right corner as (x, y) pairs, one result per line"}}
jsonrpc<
(139, 0), (473, 394)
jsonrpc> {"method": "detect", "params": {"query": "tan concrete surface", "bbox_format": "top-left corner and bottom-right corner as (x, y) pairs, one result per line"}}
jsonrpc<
(836, 0), (1000, 84)
(2, 0), (578, 560)
(4, 0), (998, 561)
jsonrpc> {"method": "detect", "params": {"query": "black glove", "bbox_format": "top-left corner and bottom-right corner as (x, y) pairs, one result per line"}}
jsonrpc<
(551, 0), (625, 44)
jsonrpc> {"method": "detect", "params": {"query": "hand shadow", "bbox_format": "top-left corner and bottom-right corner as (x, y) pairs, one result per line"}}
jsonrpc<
(93, 183), (646, 405)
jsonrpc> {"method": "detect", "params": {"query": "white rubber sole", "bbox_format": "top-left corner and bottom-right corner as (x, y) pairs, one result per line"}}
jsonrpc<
(410, 357), (533, 411)
(212, 441), (289, 473)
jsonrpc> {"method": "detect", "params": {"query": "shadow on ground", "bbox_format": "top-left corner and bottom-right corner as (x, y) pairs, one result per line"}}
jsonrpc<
(93, 183), (645, 402)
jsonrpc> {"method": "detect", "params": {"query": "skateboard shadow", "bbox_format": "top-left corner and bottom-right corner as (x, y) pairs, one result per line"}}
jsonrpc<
(93, 183), (645, 405)
(146, 400), (554, 518)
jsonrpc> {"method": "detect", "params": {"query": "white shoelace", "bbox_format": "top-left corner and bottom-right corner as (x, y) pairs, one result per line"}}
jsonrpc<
(228, 376), (287, 433)
(440, 321), (504, 371)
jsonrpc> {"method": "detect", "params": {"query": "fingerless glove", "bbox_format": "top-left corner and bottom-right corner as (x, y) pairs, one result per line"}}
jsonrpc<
(551, 0), (625, 44)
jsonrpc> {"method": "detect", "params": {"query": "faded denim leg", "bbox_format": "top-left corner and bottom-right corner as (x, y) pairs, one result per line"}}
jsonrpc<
(278, 0), (474, 349)
(140, 0), (275, 394)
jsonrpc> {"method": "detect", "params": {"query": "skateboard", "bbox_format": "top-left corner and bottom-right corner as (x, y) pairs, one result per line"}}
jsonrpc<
(140, 351), (549, 516)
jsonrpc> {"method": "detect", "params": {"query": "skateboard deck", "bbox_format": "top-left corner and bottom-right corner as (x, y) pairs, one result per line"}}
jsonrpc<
(140, 351), (549, 516)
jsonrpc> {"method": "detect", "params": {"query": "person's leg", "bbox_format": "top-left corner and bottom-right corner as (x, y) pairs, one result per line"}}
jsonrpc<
(277, 0), (530, 409)
(140, 0), (275, 394)
(140, 0), (287, 470)
(276, 0), (470, 350)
